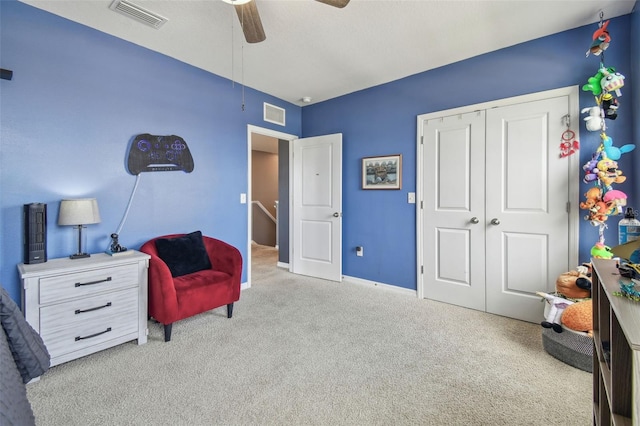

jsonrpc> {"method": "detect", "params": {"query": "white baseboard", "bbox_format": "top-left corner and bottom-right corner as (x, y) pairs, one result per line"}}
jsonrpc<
(244, 273), (416, 297)
(277, 262), (289, 269)
(342, 275), (417, 297)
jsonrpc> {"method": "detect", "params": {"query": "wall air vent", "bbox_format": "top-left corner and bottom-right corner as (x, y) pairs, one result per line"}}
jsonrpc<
(264, 103), (286, 126)
(109, 0), (168, 29)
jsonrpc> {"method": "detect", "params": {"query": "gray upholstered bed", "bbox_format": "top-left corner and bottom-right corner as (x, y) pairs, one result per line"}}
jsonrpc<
(0, 286), (50, 426)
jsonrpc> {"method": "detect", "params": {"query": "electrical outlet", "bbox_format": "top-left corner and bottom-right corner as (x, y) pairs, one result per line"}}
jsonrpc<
(356, 246), (363, 257)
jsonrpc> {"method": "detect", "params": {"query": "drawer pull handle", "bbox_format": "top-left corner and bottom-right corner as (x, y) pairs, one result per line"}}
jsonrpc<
(75, 327), (112, 341)
(75, 276), (112, 287)
(75, 302), (112, 315)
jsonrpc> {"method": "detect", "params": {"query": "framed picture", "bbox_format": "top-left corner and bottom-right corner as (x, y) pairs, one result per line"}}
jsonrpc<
(362, 154), (402, 190)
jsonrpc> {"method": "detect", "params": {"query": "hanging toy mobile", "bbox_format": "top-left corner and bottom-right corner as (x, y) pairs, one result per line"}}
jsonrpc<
(579, 11), (632, 252)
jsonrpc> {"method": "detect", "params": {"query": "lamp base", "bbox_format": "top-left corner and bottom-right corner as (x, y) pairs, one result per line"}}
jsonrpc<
(70, 253), (90, 259)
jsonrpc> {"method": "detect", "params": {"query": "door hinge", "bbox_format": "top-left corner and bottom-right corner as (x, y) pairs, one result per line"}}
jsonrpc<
(420, 201), (423, 209)
(421, 265), (424, 274)
(421, 136), (424, 145)
(566, 201), (570, 213)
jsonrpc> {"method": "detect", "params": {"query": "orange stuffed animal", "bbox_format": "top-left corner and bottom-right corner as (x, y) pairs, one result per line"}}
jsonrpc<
(561, 300), (593, 336)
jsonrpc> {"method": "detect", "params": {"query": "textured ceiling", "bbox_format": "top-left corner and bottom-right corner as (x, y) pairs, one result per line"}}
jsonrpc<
(18, 0), (636, 106)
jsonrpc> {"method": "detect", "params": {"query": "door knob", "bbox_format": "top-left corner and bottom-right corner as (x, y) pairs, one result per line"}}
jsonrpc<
(470, 217), (479, 224)
(491, 218), (501, 225)
(333, 212), (341, 217)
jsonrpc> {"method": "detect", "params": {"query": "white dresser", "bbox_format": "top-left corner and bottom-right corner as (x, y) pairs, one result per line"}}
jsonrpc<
(18, 251), (150, 367)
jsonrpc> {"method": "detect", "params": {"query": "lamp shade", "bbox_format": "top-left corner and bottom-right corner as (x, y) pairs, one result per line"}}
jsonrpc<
(58, 198), (101, 226)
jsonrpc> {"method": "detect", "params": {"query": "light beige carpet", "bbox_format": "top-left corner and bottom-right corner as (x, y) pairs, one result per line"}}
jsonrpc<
(27, 243), (591, 425)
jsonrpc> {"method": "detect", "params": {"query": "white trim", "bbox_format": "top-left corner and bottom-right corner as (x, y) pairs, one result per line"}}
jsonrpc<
(415, 85), (580, 300)
(247, 125), (298, 289)
(277, 261), (289, 269)
(342, 275), (417, 297)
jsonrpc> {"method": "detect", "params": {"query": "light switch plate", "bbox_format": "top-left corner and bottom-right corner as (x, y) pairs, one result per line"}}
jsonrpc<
(408, 192), (416, 204)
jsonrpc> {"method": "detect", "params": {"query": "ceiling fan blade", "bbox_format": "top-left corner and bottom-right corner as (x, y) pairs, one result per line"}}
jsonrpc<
(234, 0), (266, 43)
(315, 0), (350, 8)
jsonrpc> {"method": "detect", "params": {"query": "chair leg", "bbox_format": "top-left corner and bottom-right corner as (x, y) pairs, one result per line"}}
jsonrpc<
(164, 323), (173, 342)
(227, 303), (234, 318)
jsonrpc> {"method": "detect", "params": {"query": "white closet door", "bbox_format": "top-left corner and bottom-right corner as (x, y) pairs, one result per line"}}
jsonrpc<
(485, 96), (569, 322)
(421, 95), (571, 323)
(422, 111), (486, 311)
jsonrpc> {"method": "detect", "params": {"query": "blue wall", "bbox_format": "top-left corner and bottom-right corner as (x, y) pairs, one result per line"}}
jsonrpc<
(0, 1), (301, 302)
(1, 1), (637, 302)
(303, 14), (635, 290)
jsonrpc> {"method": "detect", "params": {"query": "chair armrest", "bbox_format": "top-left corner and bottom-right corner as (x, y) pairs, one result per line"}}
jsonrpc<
(202, 237), (243, 280)
(140, 241), (179, 324)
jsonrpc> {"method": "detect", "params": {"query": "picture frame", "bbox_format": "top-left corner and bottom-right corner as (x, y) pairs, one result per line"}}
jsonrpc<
(362, 154), (402, 190)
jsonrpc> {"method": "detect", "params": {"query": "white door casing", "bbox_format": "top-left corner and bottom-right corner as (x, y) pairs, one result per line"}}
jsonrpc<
(292, 134), (343, 282)
(417, 87), (580, 323)
(247, 125), (298, 289)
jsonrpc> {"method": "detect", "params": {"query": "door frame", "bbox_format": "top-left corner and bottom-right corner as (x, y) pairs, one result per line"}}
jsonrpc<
(415, 86), (581, 299)
(246, 125), (298, 288)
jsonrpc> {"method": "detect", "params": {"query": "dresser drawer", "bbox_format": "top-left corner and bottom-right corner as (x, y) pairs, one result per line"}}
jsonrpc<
(39, 264), (138, 304)
(39, 287), (138, 357)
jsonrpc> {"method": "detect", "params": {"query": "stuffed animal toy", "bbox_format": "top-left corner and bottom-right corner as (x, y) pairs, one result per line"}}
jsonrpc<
(561, 300), (593, 336)
(602, 189), (627, 215)
(601, 94), (619, 120)
(581, 106), (603, 132)
(591, 242), (613, 259)
(582, 155), (601, 183)
(600, 68), (625, 97)
(579, 187), (601, 210)
(585, 200), (614, 224)
(601, 135), (635, 161)
(555, 269), (592, 300)
(583, 67), (615, 96)
(597, 158), (626, 189)
(537, 291), (574, 333)
(586, 19), (610, 57)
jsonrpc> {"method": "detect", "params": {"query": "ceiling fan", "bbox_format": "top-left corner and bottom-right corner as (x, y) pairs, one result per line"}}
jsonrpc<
(223, 0), (350, 44)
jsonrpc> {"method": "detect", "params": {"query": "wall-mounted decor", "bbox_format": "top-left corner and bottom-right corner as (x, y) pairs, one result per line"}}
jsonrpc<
(362, 154), (402, 190)
(127, 134), (194, 175)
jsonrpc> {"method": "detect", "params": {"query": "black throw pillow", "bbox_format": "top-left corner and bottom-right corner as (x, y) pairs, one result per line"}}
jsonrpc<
(155, 231), (212, 277)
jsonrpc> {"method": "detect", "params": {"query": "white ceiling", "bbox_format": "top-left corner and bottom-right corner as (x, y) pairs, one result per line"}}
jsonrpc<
(18, 0), (636, 106)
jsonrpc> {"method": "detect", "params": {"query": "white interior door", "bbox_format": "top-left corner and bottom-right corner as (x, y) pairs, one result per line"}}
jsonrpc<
(420, 90), (575, 323)
(423, 111), (486, 311)
(292, 134), (342, 282)
(485, 97), (570, 322)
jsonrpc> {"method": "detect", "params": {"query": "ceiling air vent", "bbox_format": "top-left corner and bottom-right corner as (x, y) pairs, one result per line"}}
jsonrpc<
(264, 103), (286, 126)
(109, 0), (168, 29)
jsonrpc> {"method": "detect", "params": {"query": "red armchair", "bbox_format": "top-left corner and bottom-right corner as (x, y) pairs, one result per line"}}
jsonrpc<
(140, 232), (242, 342)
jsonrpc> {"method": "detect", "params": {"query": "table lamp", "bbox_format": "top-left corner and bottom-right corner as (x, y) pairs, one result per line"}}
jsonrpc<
(58, 198), (101, 259)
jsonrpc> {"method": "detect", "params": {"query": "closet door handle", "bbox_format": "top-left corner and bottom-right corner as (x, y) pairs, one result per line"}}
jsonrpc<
(470, 217), (479, 224)
(491, 218), (501, 225)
